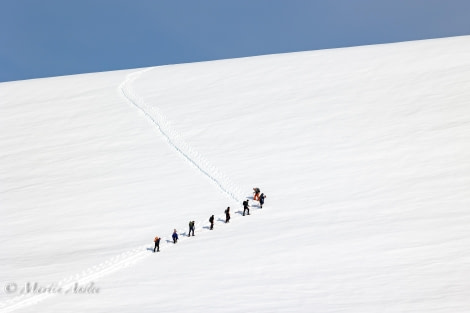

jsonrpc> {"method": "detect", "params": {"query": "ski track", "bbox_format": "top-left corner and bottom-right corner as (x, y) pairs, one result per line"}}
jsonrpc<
(0, 68), (250, 312)
(120, 68), (245, 204)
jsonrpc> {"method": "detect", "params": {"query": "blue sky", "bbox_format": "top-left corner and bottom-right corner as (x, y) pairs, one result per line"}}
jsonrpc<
(1, 0), (469, 82)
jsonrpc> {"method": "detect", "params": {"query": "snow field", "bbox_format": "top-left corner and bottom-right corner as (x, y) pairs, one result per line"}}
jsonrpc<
(1, 35), (470, 312)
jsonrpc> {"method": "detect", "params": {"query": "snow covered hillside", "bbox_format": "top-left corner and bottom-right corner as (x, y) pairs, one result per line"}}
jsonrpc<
(1, 36), (470, 313)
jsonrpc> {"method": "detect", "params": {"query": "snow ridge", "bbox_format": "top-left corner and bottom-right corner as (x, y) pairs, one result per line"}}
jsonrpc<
(119, 68), (245, 204)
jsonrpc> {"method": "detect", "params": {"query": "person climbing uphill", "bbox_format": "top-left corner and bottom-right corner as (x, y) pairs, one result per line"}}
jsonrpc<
(253, 187), (260, 201)
(225, 207), (231, 223)
(188, 221), (195, 236)
(259, 193), (266, 208)
(172, 229), (179, 244)
(153, 236), (160, 252)
(243, 199), (250, 216)
(209, 215), (214, 230)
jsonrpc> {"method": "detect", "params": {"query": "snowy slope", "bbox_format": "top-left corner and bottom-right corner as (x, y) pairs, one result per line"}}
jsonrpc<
(1, 36), (470, 313)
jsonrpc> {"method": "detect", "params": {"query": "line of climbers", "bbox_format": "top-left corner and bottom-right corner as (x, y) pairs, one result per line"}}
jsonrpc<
(153, 188), (267, 253)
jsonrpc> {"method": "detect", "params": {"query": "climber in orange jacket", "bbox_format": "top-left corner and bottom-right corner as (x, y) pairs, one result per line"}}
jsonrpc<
(253, 187), (260, 201)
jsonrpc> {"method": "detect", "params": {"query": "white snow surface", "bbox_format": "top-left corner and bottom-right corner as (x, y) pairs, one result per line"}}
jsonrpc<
(1, 36), (470, 312)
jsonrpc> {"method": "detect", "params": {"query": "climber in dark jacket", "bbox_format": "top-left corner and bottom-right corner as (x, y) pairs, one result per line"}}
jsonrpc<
(259, 193), (266, 208)
(225, 207), (231, 223)
(188, 221), (195, 236)
(209, 215), (214, 230)
(172, 229), (179, 244)
(243, 200), (250, 216)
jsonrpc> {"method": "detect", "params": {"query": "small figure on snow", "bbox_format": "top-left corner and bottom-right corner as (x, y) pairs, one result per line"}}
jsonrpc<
(209, 215), (214, 230)
(243, 200), (250, 216)
(253, 187), (260, 201)
(259, 193), (266, 208)
(188, 221), (195, 237)
(225, 207), (231, 223)
(172, 229), (179, 244)
(153, 236), (160, 252)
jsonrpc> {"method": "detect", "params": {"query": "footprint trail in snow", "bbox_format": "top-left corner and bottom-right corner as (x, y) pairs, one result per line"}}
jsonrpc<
(0, 68), (249, 312)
